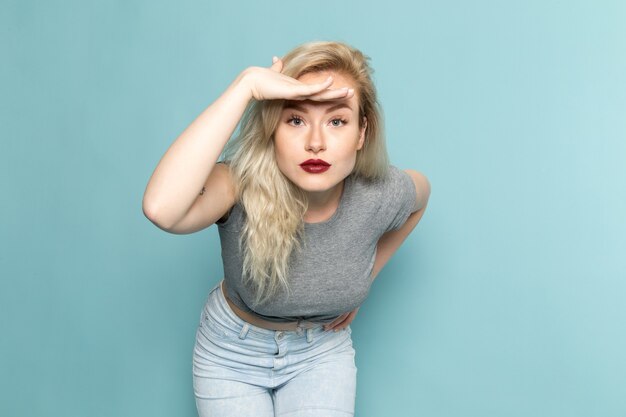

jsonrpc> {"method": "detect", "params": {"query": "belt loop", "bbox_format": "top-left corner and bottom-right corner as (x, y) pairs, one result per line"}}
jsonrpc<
(306, 328), (313, 343)
(239, 323), (250, 339)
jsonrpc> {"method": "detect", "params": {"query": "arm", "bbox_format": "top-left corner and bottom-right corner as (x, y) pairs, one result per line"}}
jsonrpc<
(324, 170), (430, 331)
(370, 169), (431, 280)
(142, 71), (252, 232)
(323, 170), (430, 332)
(142, 58), (354, 234)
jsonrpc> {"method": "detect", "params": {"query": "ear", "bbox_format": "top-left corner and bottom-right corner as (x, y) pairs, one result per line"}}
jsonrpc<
(357, 116), (367, 150)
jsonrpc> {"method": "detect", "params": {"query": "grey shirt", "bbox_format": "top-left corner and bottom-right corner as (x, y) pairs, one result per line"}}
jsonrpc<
(217, 165), (418, 324)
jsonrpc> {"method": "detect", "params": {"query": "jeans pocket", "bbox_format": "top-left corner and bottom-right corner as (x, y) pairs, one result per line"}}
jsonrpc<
(200, 309), (244, 343)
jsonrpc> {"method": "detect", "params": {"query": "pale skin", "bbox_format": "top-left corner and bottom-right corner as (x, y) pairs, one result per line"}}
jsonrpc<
(143, 55), (431, 332)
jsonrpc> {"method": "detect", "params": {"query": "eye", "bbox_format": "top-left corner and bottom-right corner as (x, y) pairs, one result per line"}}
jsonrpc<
(287, 114), (304, 126)
(330, 118), (348, 127)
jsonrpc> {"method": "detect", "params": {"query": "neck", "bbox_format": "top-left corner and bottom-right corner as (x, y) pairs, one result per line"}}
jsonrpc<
(304, 180), (344, 223)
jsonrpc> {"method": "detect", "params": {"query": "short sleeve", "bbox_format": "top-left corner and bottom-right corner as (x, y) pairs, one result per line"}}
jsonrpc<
(215, 205), (233, 225)
(381, 166), (419, 233)
(215, 160), (234, 226)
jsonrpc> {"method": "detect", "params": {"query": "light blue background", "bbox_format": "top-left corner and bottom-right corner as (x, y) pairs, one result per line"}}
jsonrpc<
(2, 1), (625, 416)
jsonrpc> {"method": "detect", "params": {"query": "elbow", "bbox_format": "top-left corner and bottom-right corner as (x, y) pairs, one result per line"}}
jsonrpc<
(142, 200), (158, 225)
(142, 199), (176, 231)
(142, 200), (162, 227)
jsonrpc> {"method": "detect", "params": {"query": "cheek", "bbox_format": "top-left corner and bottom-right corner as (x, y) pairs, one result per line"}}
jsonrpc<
(333, 148), (359, 170)
(272, 137), (293, 171)
(339, 135), (363, 154)
(273, 126), (294, 148)
(272, 130), (286, 153)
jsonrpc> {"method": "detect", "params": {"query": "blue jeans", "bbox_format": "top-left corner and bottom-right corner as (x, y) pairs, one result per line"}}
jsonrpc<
(192, 280), (357, 416)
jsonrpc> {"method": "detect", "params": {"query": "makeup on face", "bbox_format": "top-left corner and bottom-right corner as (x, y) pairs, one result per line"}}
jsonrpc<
(299, 158), (331, 173)
(273, 70), (363, 200)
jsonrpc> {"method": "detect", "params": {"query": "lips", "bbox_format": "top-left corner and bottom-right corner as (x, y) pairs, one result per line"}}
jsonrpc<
(300, 159), (330, 166)
(300, 159), (331, 174)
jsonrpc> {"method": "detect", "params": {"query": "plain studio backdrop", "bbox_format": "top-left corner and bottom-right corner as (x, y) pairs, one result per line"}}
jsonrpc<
(2, 1), (625, 416)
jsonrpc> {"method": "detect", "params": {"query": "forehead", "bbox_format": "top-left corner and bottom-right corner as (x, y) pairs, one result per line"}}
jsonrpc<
(283, 100), (355, 114)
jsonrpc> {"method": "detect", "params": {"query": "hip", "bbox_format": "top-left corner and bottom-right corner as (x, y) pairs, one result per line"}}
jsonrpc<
(192, 279), (356, 386)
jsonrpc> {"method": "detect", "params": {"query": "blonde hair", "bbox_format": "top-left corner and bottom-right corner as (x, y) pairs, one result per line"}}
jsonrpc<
(222, 40), (390, 306)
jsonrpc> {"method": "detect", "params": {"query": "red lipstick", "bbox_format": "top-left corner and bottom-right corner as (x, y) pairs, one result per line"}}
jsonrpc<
(300, 159), (331, 174)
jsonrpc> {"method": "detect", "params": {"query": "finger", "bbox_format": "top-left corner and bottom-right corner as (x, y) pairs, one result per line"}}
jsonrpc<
(324, 313), (346, 329)
(270, 56), (283, 72)
(291, 75), (335, 98)
(330, 315), (353, 331)
(329, 308), (359, 331)
(333, 317), (350, 330)
(324, 312), (349, 330)
(305, 86), (355, 102)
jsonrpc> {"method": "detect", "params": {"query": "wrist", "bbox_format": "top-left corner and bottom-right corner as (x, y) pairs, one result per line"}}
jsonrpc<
(233, 67), (256, 102)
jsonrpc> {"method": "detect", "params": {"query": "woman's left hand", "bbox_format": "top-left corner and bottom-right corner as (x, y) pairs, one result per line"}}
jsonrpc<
(324, 307), (360, 332)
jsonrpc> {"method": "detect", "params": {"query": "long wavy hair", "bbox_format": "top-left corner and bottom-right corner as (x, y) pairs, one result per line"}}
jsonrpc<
(221, 40), (390, 306)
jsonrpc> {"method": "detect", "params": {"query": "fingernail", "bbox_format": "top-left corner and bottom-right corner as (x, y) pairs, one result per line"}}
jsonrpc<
(272, 56), (278, 63)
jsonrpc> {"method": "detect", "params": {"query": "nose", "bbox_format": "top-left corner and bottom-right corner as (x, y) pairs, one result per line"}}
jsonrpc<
(305, 124), (326, 153)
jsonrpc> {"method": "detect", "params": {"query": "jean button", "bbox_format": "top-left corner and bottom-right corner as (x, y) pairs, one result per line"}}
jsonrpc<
(276, 332), (284, 340)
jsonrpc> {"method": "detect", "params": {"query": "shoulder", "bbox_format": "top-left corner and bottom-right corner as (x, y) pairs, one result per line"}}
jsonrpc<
(374, 165), (414, 189)
(349, 165), (405, 192)
(402, 168), (427, 184)
(371, 165), (430, 213)
(347, 165), (412, 211)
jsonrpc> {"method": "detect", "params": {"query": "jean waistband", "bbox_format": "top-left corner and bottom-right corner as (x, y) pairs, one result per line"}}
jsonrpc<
(212, 279), (325, 333)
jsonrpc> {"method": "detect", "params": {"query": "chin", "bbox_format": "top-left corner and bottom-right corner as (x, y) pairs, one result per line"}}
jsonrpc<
(304, 177), (348, 193)
(280, 164), (351, 191)
(291, 180), (332, 192)
(286, 174), (334, 191)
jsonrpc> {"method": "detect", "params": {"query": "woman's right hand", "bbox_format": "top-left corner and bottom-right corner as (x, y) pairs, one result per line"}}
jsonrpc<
(241, 56), (354, 102)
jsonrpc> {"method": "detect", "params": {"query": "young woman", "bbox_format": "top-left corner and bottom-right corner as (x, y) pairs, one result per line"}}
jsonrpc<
(143, 40), (430, 417)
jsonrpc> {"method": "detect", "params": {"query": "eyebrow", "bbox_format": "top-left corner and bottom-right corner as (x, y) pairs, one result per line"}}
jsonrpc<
(282, 102), (353, 113)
